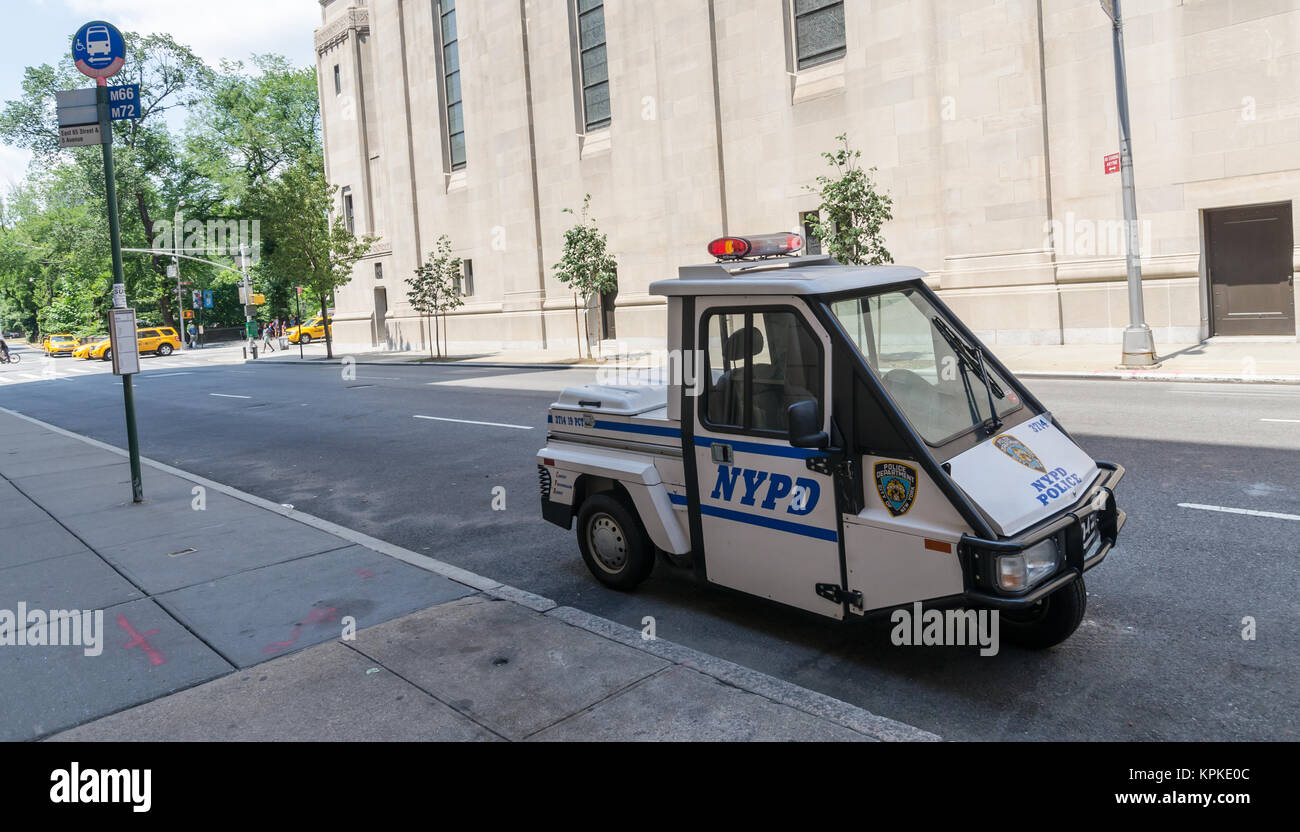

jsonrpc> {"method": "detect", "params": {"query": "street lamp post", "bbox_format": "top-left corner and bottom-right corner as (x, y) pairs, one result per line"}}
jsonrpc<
(1104, 0), (1159, 367)
(174, 201), (185, 347)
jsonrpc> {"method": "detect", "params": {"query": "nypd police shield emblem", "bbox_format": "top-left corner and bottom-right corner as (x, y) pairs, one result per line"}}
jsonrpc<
(874, 461), (917, 517)
(993, 434), (1046, 472)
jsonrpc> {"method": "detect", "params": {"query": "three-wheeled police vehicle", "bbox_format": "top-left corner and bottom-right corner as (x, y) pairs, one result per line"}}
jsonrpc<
(538, 234), (1126, 648)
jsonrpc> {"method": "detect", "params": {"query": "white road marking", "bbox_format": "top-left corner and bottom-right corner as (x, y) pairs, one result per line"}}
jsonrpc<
(142, 372), (193, 378)
(1172, 390), (1300, 398)
(1178, 503), (1300, 522)
(360, 376), (400, 380)
(19, 373), (42, 380)
(413, 414), (533, 430)
(1260, 418), (1300, 423)
(209, 393), (251, 399)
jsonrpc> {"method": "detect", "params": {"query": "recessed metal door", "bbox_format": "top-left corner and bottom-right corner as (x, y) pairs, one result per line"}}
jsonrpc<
(1207, 202), (1294, 336)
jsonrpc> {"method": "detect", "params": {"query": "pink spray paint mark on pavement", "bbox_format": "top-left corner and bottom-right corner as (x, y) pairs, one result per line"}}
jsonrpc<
(117, 614), (166, 666)
(355, 568), (375, 579)
(263, 606), (339, 655)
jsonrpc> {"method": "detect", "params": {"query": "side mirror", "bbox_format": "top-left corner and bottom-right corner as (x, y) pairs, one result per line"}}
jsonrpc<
(787, 399), (828, 449)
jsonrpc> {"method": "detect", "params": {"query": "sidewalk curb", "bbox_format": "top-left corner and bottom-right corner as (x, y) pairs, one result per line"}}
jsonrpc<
(0, 405), (939, 742)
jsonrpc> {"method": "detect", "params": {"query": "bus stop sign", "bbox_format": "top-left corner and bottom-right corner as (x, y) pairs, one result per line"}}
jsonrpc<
(73, 21), (126, 80)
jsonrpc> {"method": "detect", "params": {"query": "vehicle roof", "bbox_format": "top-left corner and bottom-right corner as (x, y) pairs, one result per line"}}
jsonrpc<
(649, 254), (928, 297)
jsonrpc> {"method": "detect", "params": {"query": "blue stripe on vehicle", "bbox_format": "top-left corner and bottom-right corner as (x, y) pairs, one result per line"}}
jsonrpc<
(698, 502), (837, 542)
(667, 493), (833, 541)
(592, 420), (682, 438)
(692, 436), (823, 460)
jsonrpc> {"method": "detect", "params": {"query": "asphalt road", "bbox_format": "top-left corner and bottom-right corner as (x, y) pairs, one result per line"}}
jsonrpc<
(2, 343), (1297, 740)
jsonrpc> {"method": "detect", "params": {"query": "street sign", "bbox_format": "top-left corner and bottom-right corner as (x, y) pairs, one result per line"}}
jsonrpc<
(107, 84), (140, 120)
(166, 264), (177, 278)
(245, 321), (258, 338)
(58, 123), (104, 147)
(108, 308), (140, 375)
(73, 21), (126, 80)
(111, 283), (127, 309)
(1104, 152), (1121, 174)
(203, 290), (213, 309)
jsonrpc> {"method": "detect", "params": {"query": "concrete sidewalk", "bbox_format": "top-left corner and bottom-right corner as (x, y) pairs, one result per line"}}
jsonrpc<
(0, 408), (935, 742)
(256, 338), (1300, 383)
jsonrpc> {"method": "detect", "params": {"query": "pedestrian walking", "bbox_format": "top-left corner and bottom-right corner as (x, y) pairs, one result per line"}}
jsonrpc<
(262, 323), (276, 352)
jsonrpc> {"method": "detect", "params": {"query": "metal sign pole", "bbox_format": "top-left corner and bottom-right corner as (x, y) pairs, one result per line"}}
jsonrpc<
(99, 82), (143, 502)
(1108, 0), (1158, 367)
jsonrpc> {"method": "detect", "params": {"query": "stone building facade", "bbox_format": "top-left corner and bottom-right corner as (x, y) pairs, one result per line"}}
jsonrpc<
(314, 0), (1300, 354)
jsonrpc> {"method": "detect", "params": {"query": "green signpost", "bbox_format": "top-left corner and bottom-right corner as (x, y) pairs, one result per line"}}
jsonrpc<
(67, 20), (144, 502)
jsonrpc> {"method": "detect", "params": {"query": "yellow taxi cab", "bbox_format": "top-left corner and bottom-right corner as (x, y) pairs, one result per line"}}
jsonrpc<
(286, 316), (331, 345)
(43, 334), (79, 356)
(86, 327), (182, 360)
(73, 336), (107, 359)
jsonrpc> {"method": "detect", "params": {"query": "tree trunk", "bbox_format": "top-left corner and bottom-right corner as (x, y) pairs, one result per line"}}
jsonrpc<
(321, 297), (333, 360)
(427, 314), (433, 360)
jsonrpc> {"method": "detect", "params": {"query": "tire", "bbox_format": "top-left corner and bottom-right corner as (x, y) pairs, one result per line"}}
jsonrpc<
(6, 353), (19, 364)
(101, 348), (111, 361)
(157, 343), (173, 356)
(1000, 577), (1086, 649)
(576, 493), (655, 590)
(300, 333), (312, 345)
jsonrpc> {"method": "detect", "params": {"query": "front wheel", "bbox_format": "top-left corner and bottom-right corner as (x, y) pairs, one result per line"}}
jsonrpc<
(999, 578), (1086, 649)
(5, 353), (18, 364)
(299, 333), (312, 345)
(576, 493), (655, 590)
(157, 343), (173, 356)
(101, 348), (111, 361)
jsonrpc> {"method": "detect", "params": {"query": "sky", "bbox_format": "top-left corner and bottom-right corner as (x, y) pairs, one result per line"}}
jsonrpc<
(0, 0), (322, 190)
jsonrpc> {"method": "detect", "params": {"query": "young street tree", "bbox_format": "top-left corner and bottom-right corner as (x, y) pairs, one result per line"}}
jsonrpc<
(263, 156), (375, 359)
(408, 234), (464, 359)
(804, 133), (894, 266)
(552, 194), (617, 359)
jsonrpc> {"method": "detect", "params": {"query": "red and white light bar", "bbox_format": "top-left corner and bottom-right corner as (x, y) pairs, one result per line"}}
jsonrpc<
(707, 233), (804, 260)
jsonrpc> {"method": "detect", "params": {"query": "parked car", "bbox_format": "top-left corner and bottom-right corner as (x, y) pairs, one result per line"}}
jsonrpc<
(73, 335), (108, 359)
(85, 327), (182, 361)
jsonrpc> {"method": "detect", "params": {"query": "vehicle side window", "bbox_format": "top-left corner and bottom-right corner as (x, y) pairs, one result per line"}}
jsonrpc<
(702, 308), (823, 435)
(138, 330), (157, 339)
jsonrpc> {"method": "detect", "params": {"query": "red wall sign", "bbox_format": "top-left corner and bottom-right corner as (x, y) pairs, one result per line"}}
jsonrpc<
(1104, 152), (1121, 175)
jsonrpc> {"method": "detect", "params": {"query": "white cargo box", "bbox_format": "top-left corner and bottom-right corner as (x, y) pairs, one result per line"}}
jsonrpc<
(552, 384), (667, 416)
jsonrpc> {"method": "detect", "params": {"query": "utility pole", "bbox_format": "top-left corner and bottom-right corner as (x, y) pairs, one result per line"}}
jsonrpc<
(99, 84), (143, 502)
(173, 200), (184, 347)
(1103, 0), (1159, 367)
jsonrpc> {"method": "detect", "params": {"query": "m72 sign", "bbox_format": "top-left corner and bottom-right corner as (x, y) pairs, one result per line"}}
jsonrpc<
(108, 84), (140, 120)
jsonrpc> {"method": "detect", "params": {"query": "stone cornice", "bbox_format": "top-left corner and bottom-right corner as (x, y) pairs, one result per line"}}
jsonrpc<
(314, 7), (370, 55)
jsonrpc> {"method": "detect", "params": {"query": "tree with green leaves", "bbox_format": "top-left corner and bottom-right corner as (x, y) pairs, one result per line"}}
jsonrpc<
(262, 156), (375, 359)
(0, 32), (213, 329)
(552, 194), (618, 359)
(408, 235), (464, 359)
(804, 133), (894, 266)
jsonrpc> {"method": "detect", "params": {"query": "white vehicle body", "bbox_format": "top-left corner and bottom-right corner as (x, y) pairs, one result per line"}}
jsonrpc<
(539, 239), (1125, 645)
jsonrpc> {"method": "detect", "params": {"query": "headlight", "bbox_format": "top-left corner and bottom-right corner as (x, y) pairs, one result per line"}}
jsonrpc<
(996, 538), (1059, 592)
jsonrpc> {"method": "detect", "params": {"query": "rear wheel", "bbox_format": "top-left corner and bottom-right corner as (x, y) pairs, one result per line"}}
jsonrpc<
(576, 493), (655, 590)
(1000, 578), (1086, 649)
(157, 343), (173, 356)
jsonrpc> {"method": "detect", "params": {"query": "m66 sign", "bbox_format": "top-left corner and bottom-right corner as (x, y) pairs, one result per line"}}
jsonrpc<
(107, 83), (140, 120)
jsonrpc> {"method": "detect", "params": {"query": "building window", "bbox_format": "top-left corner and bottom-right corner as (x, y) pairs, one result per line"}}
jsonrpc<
(342, 187), (354, 233)
(374, 262), (383, 281)
(437, 0), (466, 170)
(576, 0), (610, 131)
(456, 259), (474, 297)
(801, 211), (822, 255)
(793, 0), (846, 70)
(333, 64), (341, 94)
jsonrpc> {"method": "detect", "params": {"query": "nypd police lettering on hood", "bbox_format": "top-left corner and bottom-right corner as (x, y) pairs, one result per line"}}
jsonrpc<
(539, 234), (1126, 650)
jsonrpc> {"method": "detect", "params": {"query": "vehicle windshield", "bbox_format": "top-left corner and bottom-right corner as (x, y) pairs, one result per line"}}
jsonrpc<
(829, 288), (1022, 445)
(52, 336), (75, 342)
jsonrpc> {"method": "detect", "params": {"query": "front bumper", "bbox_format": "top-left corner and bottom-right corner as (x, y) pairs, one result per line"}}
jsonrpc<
(958, 462), (1126, 610)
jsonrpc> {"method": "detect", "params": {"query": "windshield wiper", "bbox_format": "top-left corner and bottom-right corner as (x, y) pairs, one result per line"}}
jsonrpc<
(932, 316), (1003, 433)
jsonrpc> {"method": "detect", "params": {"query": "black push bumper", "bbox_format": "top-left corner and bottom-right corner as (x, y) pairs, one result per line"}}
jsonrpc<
(958, 462), (1126, 610)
